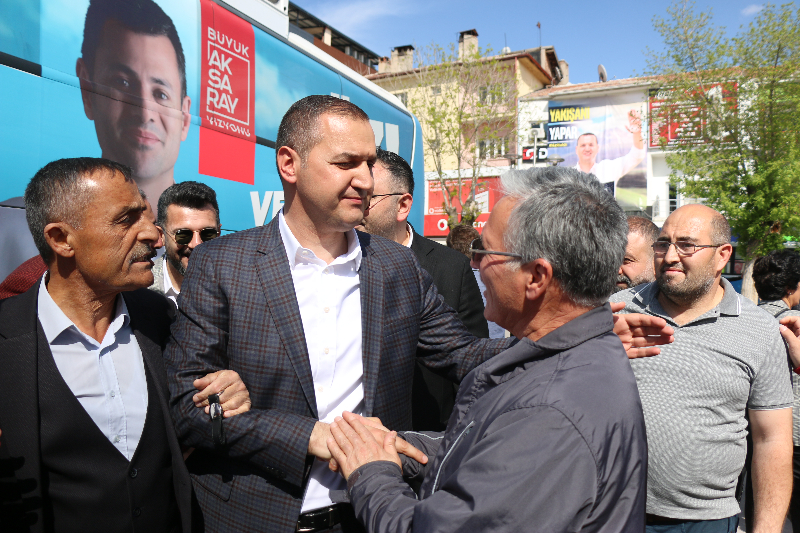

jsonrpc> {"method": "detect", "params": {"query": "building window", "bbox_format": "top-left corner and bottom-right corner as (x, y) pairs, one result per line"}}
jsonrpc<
(478, 137), (509, 159)
(431, 85), (441, 96)
(396, 92), (408, 106)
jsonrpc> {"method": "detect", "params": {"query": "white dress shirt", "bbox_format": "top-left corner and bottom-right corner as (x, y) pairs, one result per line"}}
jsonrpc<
(278, 211), (365, 512)
(162, 256), (180, 304)
(37, 275), (149, 461)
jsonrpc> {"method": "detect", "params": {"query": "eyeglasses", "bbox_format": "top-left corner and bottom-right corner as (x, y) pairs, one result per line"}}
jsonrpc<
(652, 241), (722, 255)
(469, 238), (523, 263)
(368, 193), (405, 208)
(167, 227), (220, 246)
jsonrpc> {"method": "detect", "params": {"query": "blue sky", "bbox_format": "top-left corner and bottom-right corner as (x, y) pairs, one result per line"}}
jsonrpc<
(293, 0), (772, 85)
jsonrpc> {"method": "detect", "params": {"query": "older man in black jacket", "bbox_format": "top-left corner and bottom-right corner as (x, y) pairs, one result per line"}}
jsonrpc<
(328, 167), (650, 533)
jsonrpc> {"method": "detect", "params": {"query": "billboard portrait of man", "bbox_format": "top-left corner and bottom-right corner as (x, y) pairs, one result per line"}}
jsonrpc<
(574, 110), (645, 194)
(75, 0), (191, 203)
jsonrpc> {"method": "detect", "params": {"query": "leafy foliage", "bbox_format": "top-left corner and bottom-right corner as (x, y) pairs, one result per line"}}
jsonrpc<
(647, 1), (800, 299)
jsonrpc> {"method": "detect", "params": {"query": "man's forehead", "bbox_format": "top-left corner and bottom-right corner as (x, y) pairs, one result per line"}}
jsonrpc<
(660, 214), (711, 241)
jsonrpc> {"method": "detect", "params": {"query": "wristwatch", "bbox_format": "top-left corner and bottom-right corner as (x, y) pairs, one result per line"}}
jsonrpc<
(208, 393), (226, 449)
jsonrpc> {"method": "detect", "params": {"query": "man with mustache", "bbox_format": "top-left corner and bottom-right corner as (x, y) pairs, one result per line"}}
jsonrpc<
(149, 181), (221, 305)
(611, 204), (793, 533)
(0, 158), (248, 532)
(616, 215), (659, 292)
(76, 0), (191, 203)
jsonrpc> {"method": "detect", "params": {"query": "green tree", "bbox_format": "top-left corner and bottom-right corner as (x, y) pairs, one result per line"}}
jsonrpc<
(398, 43), (517, 228)
(647, 1), (800, 302)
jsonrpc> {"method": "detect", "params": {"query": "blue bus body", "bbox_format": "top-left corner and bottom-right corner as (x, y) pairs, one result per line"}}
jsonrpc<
(0, 0), (423, 278)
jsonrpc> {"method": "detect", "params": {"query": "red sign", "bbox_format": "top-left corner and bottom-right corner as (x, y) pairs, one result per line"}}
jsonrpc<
(648, 83), (737, 148)
(199, 0), (256, 184)
(423, 177), (503, 237)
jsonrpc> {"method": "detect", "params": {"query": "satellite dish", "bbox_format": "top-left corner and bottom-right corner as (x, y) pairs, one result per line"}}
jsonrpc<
(598, 64), (608, 83)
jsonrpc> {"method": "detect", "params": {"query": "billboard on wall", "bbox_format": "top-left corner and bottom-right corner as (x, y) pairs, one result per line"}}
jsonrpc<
(648, 83), (737, 147)
(543, 93), (648, 210)
(423, 177), (503, 237)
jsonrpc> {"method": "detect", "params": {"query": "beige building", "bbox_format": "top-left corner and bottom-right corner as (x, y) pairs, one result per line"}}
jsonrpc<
(367, 30), (568, 180)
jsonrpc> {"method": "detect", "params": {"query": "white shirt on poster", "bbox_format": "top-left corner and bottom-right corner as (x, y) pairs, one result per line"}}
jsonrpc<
(574, 146), (646, 186)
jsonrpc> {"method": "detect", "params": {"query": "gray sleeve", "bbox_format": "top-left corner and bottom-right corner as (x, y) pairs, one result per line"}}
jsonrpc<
(348, 406), (599, 533)
(749, 321), (793, 410)
(397, 431), (444, 481)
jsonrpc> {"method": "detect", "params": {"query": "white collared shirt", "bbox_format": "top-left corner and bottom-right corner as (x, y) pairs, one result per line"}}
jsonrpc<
(574, 145), (646, 186)
(404, 223), (414, 248)
(278, 211), (365, 512)
(37, 275), (149, 461)
(162, 256), (180, 304)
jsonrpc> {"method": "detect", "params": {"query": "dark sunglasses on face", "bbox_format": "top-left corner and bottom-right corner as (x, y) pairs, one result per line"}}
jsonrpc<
(170, 227), (220, 246)
(469, 237), (523, 263)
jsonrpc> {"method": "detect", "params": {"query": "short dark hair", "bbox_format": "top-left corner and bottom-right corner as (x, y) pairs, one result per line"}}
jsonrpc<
(577, 133), (598, 143)
(753, 249), (800, 301)
(276, 95), (370, 174)
(627, 216), (659, 245)
(157, 181), (220, 227)
(447, 224), (480, 258)
(376, 148), (414, 196)
(25, 158), (133, 263)
(81, 0), (187, 99)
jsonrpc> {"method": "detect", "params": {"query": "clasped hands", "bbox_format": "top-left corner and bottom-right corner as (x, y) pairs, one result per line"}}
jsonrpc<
(307, 413), (419, 481)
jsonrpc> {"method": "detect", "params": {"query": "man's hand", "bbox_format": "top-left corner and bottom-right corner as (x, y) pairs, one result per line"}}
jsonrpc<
(307, 414), (428, 466)
(780, 316), (800, 369)
(611, 302), (674, 358)
(192, 370), (252, 418)
(327, 412), (402, 480)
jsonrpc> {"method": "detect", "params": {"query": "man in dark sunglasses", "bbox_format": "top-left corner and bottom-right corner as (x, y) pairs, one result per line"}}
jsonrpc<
(150, 181), (220, 304)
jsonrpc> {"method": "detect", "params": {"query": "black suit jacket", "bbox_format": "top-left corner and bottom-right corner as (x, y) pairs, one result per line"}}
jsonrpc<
(0, 286), (192, 533)
(409, 230), (489, 430)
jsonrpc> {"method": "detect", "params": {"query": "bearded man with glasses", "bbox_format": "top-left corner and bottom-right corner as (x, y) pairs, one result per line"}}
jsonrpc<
(611, 204), (794, 533)
(150, 181), (220, 305)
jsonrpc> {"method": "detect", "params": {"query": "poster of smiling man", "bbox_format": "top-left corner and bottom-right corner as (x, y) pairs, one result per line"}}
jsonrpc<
(545, 92), (647, 209)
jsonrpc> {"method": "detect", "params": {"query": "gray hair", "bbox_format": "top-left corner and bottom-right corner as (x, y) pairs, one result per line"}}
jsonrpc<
(500, 166), (627, 307)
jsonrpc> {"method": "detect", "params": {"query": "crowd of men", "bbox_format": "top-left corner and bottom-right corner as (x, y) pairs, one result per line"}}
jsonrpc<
(0, 92), (797, 533)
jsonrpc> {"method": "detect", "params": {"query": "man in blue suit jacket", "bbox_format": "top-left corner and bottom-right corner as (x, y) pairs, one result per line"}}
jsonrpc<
(164, 96), (672, 533)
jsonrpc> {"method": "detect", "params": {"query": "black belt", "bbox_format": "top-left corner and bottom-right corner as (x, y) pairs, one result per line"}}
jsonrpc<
(645, 514), (685, 525)
(296, 504), (348, 532)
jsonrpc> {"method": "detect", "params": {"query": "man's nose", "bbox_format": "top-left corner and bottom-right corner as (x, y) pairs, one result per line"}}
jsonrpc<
(352, 162), (374, 193)
(618, 265), (624, 276)
(188, 231), (203, 249)
(141, 217), (160, 245)
(663, 243), (681, 262)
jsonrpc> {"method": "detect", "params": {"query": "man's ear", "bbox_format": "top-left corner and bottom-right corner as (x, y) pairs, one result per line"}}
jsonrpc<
(716, 243), (733, 272)
(276, 146), (301, 184)
(395, 193), (413, 223)
(43, 222), (76, 259)
(180, 95), (191, 141)
(524, 258), (553, 302)
(75, 58), (95, 121)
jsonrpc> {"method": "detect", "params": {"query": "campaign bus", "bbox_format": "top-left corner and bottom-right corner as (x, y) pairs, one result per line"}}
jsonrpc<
(0, 0), (424, 280)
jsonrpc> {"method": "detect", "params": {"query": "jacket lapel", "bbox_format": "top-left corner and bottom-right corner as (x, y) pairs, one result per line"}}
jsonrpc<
(0, 285), (44, 522)
(356, 233), (384, 416)
(255, 220), (318, 418)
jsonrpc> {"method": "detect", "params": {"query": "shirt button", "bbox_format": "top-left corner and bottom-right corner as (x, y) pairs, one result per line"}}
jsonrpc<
(324, 307), (330, 313)
(323, 268), (330, 274)
(324, 348), (329, 354)
(133, 507), (142, 518)
(113, 435), (121, 443)
(130, 468), (138, 478)
(317, 385), (324, 393)
(110, 391), (116, 398)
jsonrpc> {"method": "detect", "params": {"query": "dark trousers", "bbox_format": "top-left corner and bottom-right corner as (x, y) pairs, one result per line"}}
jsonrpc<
(646, 515), (739, 533)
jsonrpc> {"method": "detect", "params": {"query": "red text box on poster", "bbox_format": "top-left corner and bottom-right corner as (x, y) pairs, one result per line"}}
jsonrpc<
(199, 0), (255, 184)
(423, 177), (503, 237)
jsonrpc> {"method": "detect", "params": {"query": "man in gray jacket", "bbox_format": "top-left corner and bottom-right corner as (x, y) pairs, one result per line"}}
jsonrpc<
(327, 167), (649, 532)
